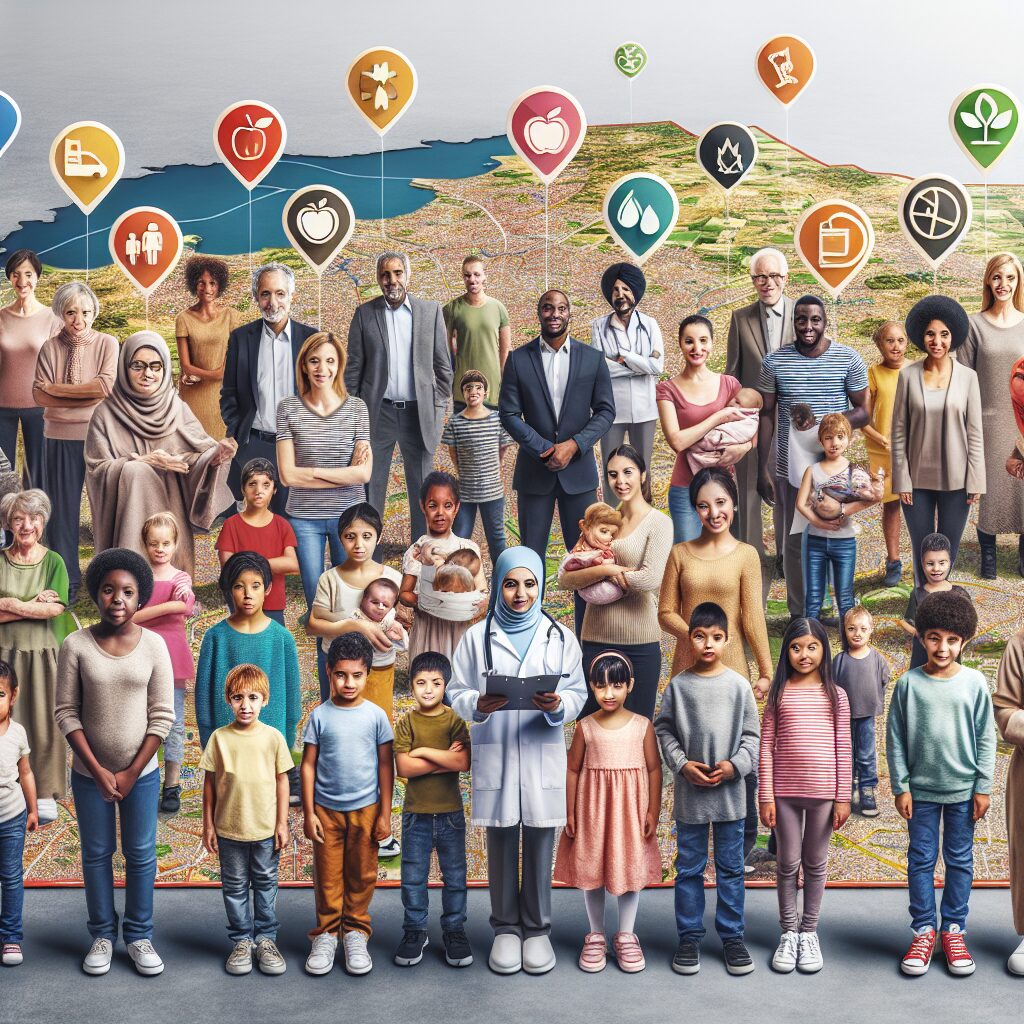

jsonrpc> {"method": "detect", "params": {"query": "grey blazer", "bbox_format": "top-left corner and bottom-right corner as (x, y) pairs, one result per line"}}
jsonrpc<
(344, 294), (453, 451)
(890, 358), (986, 495)
(725, 296), (796, 388)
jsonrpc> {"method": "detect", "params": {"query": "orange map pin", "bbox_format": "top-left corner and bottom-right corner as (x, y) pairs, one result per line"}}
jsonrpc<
(109, 207), (183, 298)
(794, 200), (874, 299)
(49, 121), (124, 215)
(756, 35), (815, 107)
(347, 47), (417, 136)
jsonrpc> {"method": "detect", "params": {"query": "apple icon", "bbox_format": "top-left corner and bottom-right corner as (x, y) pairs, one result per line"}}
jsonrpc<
(231, 113), (274, 162)
(298, 198), (339, 244)
(524, 107), (571, 155)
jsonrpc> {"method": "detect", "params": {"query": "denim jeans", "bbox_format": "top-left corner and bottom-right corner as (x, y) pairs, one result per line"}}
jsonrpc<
(804, 533), (856, 631)
(851, 716), (878, 789)
(291, 516), (345, 610)
(674, 818), (745, 942)
(906, 798), (975, 932)
(0, 809), (27, 942)
(454, 499), (507, 563)
(667, 485), (702, 544)
(400, 811), (468, 932)
(71, 767), (160, 942)
(217, 835), (281, 944)
(164, 688), (186, 766)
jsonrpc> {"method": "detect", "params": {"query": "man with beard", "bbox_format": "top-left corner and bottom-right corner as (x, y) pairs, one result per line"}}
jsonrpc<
(500, 289), (615, 633)
(344, 251), (452, 543)
(221, 262), (317, 513)
(756, 295), (869, 619)
(589, 263), (664, 499)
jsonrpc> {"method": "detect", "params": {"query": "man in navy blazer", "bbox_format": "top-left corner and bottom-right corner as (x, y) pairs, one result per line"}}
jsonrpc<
(220, 262), (317, 513)
(500, 289), (615, 632)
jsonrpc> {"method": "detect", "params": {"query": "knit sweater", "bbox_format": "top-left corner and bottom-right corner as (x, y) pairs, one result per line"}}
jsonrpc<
(55, 628), (175, 776)
(195, 618), (302, 749)
(886, 666), (995, 803)
(654, 667), (760, 824)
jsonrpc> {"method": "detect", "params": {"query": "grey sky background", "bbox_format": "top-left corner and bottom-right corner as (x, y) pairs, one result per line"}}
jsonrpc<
(0, 0), (1021, 238)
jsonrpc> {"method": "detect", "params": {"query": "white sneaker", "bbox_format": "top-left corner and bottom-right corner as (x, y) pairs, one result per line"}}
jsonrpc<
(305, 933), (338, 975)
(1009, 935), (1024, 976)
(36, 798), (58, 825)
(378, 835), (401, 858)
(225, 938), (254, 975)
(2, 942), (23, 966)
(489, 933), (523, 974)
(127, 939), (164, 976)
(522, 934), (556, 975)
(82, 937), (113, 976)
(255, 938), (287, 975)
(797, 931), (823, 973)
(343, 931), (373, 975)
(771, 931), (799, 973)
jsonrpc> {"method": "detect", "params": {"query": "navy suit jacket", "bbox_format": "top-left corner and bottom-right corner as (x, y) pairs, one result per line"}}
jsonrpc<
(219, 317), (317, 444)
(499, 336), (615, 495)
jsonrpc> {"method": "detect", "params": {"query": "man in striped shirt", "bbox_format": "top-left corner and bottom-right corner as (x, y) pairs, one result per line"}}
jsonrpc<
(755, 296), (869, 618)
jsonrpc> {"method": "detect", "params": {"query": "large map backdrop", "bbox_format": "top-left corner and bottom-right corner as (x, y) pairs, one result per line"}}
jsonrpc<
(12, 123), (1023, 887)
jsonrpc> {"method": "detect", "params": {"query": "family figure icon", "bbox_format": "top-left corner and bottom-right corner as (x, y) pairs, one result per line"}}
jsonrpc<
(124, 223), (163, 266)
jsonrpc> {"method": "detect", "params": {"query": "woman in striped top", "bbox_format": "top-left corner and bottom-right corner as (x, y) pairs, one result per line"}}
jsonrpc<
(759, 617), (851, 976)
(276, 332), (372, 610)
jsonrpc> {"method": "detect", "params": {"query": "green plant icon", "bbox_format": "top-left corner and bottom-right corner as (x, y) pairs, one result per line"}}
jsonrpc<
(959, 91), (1013, 145)
(950, 85), (1020, 170)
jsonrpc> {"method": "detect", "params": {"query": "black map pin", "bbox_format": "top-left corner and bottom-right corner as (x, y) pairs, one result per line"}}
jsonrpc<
(696, 122), (758, 192)
(898, 174), (973, 270)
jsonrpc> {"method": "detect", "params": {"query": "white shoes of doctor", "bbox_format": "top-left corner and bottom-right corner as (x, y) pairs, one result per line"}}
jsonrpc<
(489, 933), (556, 975)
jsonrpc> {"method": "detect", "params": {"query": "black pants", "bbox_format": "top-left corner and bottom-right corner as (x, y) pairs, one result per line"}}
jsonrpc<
(45, 437), (85, 597)
(229, 431), (288, 515)
(0, 406), (45, 488)
(901, 488), (970, 585)
(580, 640), (662, 720)
(486, 824), (555, 939)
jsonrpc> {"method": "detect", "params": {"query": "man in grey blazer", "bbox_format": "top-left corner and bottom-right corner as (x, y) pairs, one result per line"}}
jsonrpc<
(725, 247), (795, 577)
(344, 252), (452, 542)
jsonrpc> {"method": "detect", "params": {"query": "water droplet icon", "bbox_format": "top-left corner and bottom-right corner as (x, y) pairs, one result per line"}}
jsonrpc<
(617, 190), (642, 229)
(639, 204), (660, 235)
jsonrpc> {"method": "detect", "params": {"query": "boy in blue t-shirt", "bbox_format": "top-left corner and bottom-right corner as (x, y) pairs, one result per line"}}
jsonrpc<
(301, 634), (394, 978)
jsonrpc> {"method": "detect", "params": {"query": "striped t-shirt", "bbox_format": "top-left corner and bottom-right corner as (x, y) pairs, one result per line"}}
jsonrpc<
(276, 395), (370, 518)
(757, 342), (868, 476)
(759, 685), (852, 801)
(440, 409), (512, 503)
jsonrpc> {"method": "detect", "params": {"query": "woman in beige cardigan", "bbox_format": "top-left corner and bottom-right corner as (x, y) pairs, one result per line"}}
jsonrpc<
(890, 296), (984, 585)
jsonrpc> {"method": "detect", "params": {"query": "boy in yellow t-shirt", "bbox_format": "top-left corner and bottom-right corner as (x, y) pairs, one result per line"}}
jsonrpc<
(200, 664), (293, 977)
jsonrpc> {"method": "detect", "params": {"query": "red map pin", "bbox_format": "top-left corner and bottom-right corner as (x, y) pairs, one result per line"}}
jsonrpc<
(507, 86), (587, 186)
(213, 100), (286, 190)
(109, 207), (183, 297)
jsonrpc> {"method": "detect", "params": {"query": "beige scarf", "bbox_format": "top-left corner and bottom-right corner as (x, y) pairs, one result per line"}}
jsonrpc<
(58, 325), (98, 385)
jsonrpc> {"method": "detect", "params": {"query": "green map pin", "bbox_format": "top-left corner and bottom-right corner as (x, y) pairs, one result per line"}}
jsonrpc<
(603, 172), (678, 264)
(949, 84), (1020, 171)
(614, 42), (648, 79)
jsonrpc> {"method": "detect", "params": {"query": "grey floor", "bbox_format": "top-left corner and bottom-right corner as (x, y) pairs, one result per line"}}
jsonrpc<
(5, 887), (1023, 1023)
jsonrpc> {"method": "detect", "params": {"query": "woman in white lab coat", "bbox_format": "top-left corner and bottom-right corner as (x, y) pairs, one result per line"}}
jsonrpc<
(449, 545), (587, 977)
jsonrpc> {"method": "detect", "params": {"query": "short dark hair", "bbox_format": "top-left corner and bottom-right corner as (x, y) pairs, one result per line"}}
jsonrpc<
(219, 551), (272, 609)
(364, 577), (399, 604)
(689, 465), (739, 511)
(420, 470), (459, 506)
(241, 458), (277, 487)
(588, 650), (634, 685)
(689, 601), (729, 636)
(85, 548), (154, 608)
(459, 369), (489, 392)
(679, 313), (713, 339)
(920, 532), (951, 557)
(410, 651), (452, 685)
(916, 590), (978, 643)
(337, 502), (383, 541)
(537, 289), (570, 315)
(5, 249), (41, 279)
(0, 660), (18, 693)
(327, 633), (374, 672)
(184, 255), (230, 296)
(795, 294), (826, 313)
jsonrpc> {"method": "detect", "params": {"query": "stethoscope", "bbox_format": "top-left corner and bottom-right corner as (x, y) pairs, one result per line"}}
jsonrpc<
(482, 608), (568, 675)
(600, 310), (655, 358)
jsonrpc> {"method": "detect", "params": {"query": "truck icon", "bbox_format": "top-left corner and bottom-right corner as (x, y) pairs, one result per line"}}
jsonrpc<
(64, 137), (107, 179)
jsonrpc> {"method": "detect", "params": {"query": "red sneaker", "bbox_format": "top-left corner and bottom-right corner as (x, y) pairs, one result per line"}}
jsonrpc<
(941, 925), (976, 976)
(900, 927), (936, 976)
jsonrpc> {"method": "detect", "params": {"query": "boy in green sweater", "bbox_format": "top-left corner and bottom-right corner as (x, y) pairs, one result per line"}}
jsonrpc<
(886, 589), (994, 979)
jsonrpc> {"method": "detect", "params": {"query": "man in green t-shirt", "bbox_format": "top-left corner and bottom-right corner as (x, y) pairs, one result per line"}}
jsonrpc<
(443, 256), (511, 410)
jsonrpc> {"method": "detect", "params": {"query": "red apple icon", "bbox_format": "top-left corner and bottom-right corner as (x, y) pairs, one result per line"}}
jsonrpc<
(524, 107), (570, 155)
(231, 114), (274, 161)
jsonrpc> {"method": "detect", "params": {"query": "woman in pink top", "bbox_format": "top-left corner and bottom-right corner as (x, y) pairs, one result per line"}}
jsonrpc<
(759, 616), (851, 975)
(657, 315), (747, 543)
(0, 250), (61, 488)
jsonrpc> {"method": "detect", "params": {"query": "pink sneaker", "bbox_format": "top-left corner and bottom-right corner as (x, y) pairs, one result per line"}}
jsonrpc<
(578, 932), (606, 973)
(612, 932), (646, 973)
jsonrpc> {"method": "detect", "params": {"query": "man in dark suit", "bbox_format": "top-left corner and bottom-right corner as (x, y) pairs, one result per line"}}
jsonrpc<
(220, 262), (317, 514)
(500, 289), (615, 633)
(344, 251), (452, 543)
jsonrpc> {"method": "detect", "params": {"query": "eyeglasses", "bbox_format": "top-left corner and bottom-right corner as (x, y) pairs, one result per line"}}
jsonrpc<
(127, 360), (165, 374)
(751, 273), (786, 285)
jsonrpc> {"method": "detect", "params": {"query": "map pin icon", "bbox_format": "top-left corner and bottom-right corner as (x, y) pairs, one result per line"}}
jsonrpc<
(898, 174), (973, 271)
(794, 200), (874, 300)
(0, 91), (21, 164)
(347, 47), (418, 136)
(696, 122), (758, 192)
(949, 84), (1020, 173)
(756, 35), (815, 107)
(603, 172), (679, 265)
(49, 121), (124, 216)
(109, 206), (183, 298)
(283, 185), (355, 275)
(213, 100), (287, 190)
(507, 86), (587, 186)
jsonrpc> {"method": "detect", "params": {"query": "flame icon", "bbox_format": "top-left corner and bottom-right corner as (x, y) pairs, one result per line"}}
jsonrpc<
(717, 137), (743, 175)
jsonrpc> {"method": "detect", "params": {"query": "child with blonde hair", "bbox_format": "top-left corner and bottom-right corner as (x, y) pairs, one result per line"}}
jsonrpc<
(559, 503), (625, 605)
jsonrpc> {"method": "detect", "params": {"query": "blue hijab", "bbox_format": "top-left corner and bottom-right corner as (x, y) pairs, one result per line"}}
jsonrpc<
(489, 546), (545, 661)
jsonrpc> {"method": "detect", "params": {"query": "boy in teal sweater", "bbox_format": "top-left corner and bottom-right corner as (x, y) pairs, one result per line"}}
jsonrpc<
(886, 589), (994, 979)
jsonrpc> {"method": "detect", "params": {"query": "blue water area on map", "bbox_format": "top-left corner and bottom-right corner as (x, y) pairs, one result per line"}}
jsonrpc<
(1, 135), (514, 269)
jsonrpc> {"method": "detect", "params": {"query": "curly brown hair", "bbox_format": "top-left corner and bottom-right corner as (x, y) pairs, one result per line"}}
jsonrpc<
(184, 256), (230, 296)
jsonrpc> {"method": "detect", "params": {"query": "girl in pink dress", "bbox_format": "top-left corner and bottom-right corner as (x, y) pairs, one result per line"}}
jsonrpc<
(134, 512), (196, 813)
(554, 652), (663, 974)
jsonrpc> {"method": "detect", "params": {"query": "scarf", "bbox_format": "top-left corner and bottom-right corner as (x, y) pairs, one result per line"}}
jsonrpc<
(104, 331), (184, 441)
(58, 325), (99, 385)
(489, 546), (544, 661)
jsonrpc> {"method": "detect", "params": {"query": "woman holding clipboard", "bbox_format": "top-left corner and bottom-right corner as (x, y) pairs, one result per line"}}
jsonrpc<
(449, 546), (587, 978)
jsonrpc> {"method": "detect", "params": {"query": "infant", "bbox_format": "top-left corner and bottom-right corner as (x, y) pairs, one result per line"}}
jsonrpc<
(814, 466), (885, 521)
(686, 388), (762, 475)
(433, 549), (481, 594)
(349, 577), (409, 667)
(560, 502), (626, 605)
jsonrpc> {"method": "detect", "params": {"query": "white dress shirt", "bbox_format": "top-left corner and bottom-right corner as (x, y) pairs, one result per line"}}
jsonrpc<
(383, 297), (415, 402)
(761, 298), (786, 353)
(539, 335), (571, 419)
(588, 310), (664, 424)
(254, 318), (294, 434)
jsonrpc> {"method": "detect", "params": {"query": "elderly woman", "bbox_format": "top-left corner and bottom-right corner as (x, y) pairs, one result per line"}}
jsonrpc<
(175, 256), (242, 440)
(891, 296), (985, 585)
(0, 250), (61, 488)
(85, 331), (236, 578)
(33, 281), (118, 601)
(0, 489), (72, 825)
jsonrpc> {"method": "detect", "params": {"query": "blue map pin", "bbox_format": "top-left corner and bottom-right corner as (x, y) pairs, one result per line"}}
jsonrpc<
(603, 172), (679, 264)
(0, 91), (21, 163)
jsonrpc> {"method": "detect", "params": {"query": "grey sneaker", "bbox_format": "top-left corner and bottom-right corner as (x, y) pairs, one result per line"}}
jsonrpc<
(83, 937), (114, 976)
(126, 938), (165, 976)
(226, 939), (254, 975)
(860, 786), (879, 817)
(255, 938), (287, 975)
(305, 933), (338, 975)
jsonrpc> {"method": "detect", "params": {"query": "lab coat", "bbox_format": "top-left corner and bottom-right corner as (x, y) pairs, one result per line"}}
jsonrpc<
(449, 616), (588, 828)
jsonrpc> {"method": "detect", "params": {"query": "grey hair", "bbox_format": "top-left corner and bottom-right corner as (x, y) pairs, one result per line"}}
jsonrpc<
(51, 280), (100, 318)
(376, 251), (411, 280)
(251, 262), (296, 297)
(749, 247), (789, 275)
(0, 487), (51, 530)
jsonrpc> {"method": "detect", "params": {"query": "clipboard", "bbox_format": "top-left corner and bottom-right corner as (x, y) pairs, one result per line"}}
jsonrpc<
(482, 673), (562, 711)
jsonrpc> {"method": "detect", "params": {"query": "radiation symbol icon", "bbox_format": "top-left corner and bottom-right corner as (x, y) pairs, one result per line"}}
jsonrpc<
(898, 174), (972, 271)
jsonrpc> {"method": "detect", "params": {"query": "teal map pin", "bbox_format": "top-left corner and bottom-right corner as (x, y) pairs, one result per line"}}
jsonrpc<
(614, 42), (648, 80)
(603, 172), (678, 264)
(0, 91), (21, 164)
(949, 84), (1020, 171)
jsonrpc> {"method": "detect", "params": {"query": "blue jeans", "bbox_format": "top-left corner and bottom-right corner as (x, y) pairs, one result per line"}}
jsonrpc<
(71, 767), (160, 942)
(804, 533), (856, 630)
(851, 716), (878, 789)
(291, 516), (345, 610)
(217, 835), (281, 944)
(668, 485), (702, 544)
(164, 687), (186, 766)
(906, 798), (975, 932)
(400, 811), (468, 932)
(0, 809), (27, 942)
(674, 818), (745, 942)
(454, 499), (507, 563)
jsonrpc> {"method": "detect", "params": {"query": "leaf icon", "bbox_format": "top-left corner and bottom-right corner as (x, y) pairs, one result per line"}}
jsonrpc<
(546, 107), (562, 120)
(975, 93), (998, 126)
(960, 111), (983, 129)
(617, 190), (641, 229)
(317, 198), (327, 209)
(253, 117), (275, 129)
(993, 109), (1014, 130)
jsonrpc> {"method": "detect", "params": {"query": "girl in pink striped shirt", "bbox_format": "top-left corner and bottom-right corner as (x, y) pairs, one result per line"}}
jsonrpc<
(759, 617), (851, 975)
